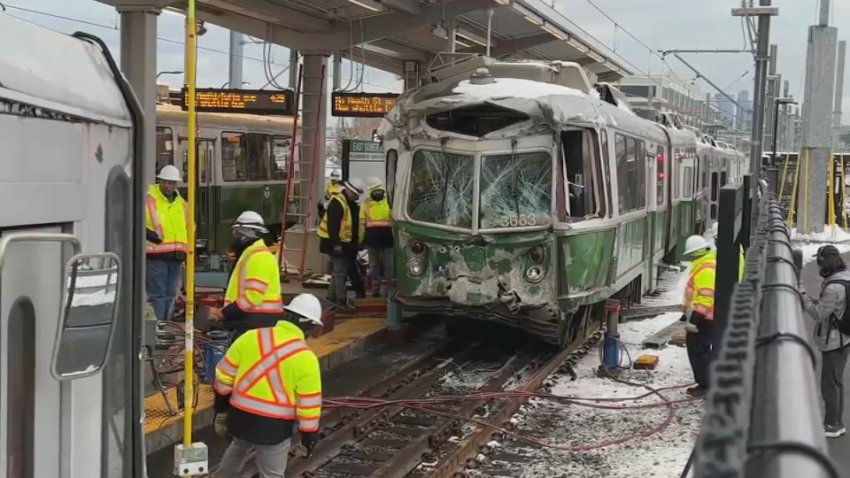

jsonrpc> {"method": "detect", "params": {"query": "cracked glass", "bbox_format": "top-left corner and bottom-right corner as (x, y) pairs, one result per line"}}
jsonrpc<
(479, 152), (551, 229)
(407, 149), (474, 228)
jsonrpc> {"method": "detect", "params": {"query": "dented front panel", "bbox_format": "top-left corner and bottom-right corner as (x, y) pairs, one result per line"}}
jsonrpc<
(395, 222), (555, 312)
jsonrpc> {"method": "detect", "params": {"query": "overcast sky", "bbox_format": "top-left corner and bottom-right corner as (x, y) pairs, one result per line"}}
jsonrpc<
(4, 0), (848, 120)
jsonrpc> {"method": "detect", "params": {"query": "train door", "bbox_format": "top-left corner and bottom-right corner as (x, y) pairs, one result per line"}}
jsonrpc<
(180, 137), (215, 251)
(1, 226), (63, 478)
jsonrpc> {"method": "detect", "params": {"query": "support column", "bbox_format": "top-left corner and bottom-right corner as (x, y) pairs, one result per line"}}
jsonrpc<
(833, 40), (846, 148)
(763, 44), (778, 157)
(118, 6), (159, 186)
(402, 60), (420, 91)
(300, 53), (329, 215)
(289, 49), (299, 89)
(229, 31), (243, 88)
(332, 53), (342, 91)
(797, 2), (838, 233)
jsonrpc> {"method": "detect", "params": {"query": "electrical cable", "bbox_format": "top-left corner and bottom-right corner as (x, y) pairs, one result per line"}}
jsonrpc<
(747, 441), (840, 478)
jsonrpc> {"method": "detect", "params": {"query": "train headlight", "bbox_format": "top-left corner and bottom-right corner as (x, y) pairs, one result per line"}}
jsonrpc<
(525, 265), (544, 283)
(407, 258), (424, 277)
(528, 244), (545, 264)
(409, 239), (426, 256)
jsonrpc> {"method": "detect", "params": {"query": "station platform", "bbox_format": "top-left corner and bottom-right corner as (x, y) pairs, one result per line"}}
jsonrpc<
(144, 314), (388, 455)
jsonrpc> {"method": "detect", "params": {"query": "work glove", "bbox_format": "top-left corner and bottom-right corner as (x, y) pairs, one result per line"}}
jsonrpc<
(214, 413), (228, 437)
(685, 323), (699, 334)
(146, 228), (162, 244)
(300, 431), (319, 456)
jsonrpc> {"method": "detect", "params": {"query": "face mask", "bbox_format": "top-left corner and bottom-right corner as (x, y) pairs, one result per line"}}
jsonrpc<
(370, 190), (385, 201)
(230, 235), (254, 255)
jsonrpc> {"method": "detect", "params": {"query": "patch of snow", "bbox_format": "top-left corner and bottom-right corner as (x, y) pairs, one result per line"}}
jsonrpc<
(71, 289), (117, 307)
(791, 225), (850, 243)
(452, 78), (585, 100)
(476, 267), (698, 478)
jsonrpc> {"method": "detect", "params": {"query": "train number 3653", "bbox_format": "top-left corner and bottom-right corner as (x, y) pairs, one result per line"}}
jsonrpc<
(500, 214), (537, 227)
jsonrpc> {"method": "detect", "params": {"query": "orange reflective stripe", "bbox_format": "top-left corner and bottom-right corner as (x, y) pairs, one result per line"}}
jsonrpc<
(214, 382), (233, 394)
(697, 288), (714, 297)
(366, 219), (391, 228)
(230, 394), (296, 419)
(236, 338), (308, 395)
(297, 392), (322, 408)
(146, 195), (163, 238)
(216, 356), (238, 377)
(299, 417), (320, 432)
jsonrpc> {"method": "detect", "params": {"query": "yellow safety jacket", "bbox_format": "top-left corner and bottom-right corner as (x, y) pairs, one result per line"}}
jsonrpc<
(225, 239), (283, 314)
(738, 245), (745, 281)
(145, 184), (188, 255)
(317, 193), (363, 243)
(683, 250), (717, 320)
(324, 181), (343, 201)
(360, 196), (392, 229)
(215, 320), (322, 431)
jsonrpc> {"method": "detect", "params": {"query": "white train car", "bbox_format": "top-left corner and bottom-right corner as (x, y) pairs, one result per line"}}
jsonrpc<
(0, 14), (140, 478)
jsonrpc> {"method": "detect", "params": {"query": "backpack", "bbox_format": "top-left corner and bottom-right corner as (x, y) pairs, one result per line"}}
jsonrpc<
(824, 279), (850, 336)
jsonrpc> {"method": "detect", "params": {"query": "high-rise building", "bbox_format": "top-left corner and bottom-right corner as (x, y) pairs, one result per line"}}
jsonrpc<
(736, 90), (752, 131)
(714, 93), (736, 129)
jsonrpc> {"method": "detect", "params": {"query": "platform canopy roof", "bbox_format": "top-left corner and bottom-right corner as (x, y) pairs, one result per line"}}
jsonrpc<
(96, 0), (632, 82)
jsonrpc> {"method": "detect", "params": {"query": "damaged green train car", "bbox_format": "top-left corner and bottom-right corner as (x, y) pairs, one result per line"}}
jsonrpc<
(379, 60), (746, 347)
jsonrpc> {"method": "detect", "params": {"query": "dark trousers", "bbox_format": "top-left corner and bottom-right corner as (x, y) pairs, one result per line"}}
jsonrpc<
(326, 247), (365, 302)
(344, 246), (365, 296)
(686, 326), (714, 388)
(822, 346), (850, 426)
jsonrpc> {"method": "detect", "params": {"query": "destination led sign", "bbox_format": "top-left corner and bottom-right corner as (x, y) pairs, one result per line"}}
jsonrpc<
(180, 88), (295, 115)
(331, 92), (398, 117)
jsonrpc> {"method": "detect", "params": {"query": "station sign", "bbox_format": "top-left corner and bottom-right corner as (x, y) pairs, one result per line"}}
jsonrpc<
(180, 88), (295, 115)
(342, 139), (385, 182)
(331, 92), (398, 117)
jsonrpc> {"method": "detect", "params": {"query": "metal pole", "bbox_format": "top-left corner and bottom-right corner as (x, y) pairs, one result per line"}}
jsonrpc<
(228, 30), (243, 89)
(748, 0), (773, 211)
(183, 0), (198, 449)
(772, 100), (780, 166)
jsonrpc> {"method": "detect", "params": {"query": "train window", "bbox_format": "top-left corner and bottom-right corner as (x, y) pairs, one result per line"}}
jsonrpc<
(272, 136), (291, 180)
(156, 127), (174, 173)
(102, 167), (131, 477)
(222, 132), (248, 181)
(683, 166), (694, 197)
(600, 130), (612, 217)
(425, 103), (530, 137)
(560, 129), (602, 221)
(480, 151), (552, 228)
(7, 297), (35, 478)
(246, 133), (271, 181)
(673, 148), (681, 199)
(615, 134), (627, 213)
(386, 149), (398, 207)
(656, 145), (666, 206)
(720, 171), (727, 187)
(407, 149), (474, 228)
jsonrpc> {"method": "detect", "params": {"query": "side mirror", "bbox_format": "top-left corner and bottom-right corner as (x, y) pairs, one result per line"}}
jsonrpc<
(51, 252), (121, 381)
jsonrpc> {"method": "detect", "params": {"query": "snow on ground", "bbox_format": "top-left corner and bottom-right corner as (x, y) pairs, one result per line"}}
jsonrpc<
(473, 268), (700, 478)
(791, 225), (850, 243)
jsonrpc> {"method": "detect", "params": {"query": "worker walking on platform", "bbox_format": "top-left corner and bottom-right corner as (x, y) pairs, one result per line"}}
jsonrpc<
(802, 245), (850, 438)
(361, 177), (394, 297)
(209, 211), (283, 337)
(145, 165), (188, 322)
(214, 293), (324, 478)
(318, 178), (366, 312)
(681, 235), (717, 398)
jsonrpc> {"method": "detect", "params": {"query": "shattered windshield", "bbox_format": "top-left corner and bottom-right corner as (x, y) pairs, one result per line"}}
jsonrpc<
(407, 149), (474, 228)
(479, 152), (551, 229)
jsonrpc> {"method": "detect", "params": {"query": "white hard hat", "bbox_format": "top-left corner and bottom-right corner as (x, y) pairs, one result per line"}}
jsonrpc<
(232, 210), (268, 233)
(366, 176), (384, 190)
(284, 293), (323, 326)
(344, 178), (364, 196)
(683, 235), (712, 256)
(330, 170), (341, 180)
(157, 165), (182, 182)
(709, 222), (719, 239)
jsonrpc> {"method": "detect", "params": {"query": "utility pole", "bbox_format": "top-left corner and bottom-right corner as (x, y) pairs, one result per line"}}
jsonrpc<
(797, 0), (838, 233)
(228, 31), (243, 89)
(834, 40), (847, 150)
(733, 0), (778, 205)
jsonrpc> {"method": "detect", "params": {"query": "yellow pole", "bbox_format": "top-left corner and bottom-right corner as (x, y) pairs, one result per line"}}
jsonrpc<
(778, 154), (790, 199)
(183, 0), (197, 449)
(829, 154), (836, 227)
(787, 154), (799, 226)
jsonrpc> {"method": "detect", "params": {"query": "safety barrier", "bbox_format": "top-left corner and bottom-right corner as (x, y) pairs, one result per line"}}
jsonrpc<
(691, 190), (837, 478)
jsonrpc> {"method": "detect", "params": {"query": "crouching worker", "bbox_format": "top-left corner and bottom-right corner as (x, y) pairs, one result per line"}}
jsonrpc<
(681, 235), (717, 398)
(209, 211), (283, 338)
(213, 293), (324, 477)
(803, 245), (850, 438)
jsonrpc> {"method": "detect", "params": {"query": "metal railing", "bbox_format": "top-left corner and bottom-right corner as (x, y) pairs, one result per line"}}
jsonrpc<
(691, 184), (838, 478)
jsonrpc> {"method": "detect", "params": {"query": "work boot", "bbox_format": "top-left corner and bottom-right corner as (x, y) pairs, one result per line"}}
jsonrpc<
(335, 299), (355, 315)
(825, 423), (847, 438)
(686, 385), (708, 398)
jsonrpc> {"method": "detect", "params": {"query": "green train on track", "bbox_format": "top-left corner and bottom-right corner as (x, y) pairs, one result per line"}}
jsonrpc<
(155, 103), (298, 266)
(380, 60), (747, 347)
